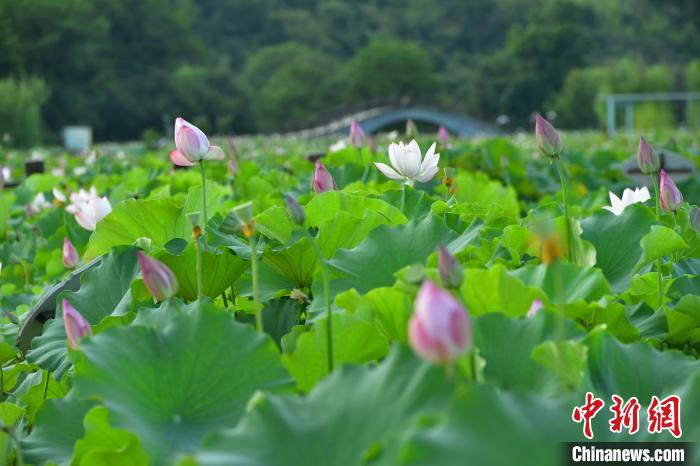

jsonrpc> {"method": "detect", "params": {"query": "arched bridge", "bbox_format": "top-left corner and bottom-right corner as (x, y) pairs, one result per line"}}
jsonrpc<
(281, 105), (502, 138)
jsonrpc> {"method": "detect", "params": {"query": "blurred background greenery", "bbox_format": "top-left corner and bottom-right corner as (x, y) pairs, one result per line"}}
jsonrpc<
(0, 0), (699, 146)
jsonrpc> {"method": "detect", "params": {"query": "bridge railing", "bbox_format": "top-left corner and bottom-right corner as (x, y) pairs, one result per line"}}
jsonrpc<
(275, 96), (475, 133)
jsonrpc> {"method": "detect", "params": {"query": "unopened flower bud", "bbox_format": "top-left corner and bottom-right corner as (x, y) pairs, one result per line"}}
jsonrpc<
(62, 238), (80, 269)
(137, 251), (179, 301)
(62, 299), (92, 349)
(408, 280), (471, 365)
(535, 113), (562, 157)
(636, 136), (659, 175)
(284, 194), (305, 226)
(437, 245), (463, 289)
(659, 169), (684, 212)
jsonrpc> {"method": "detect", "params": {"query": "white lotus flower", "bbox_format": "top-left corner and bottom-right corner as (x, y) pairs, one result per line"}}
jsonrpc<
(27, 193), (51, 216)
(603, 187), (651, 216)
(375, 140), (440, 186)
(66, 187), (112, 231)
(329, 139), (347, 153)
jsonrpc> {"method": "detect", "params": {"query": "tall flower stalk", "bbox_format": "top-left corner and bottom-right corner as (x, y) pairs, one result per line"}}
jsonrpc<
(637, 137), (663, 309)
(284, 194), (334, 372)
(250, 232), (262, 331)
(199, 161), (208, 231)
(535, 114), (574, 262)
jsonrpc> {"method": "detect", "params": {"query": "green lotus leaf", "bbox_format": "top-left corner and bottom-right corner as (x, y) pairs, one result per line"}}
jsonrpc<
(73, 306), (291, 465)
(195, 347), (453, 466)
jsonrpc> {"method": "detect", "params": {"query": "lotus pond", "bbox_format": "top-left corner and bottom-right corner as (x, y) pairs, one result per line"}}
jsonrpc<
(0, 123), (700, 465)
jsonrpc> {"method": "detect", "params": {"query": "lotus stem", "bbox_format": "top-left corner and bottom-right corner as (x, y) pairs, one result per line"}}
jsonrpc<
(555, 158), (573, 263)
(251, 233), (262, 332)
(359, 148), (370, 184)
(199, 161), (208, 232)
(307, 231), (333, 373)
(652, 173), (663, 309)
(195, 235), (203, 303)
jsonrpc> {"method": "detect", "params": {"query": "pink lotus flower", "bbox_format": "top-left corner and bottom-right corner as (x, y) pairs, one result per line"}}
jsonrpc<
(137, 252), (178, 301)
(62, 299), (92, 349)
(437, 125), (450, 147)
(349, 120), (366, 149)
(313, 160), (337, 194)
(63, 238), (80, 269)
(170, 118), (225, 167)
(408, 280), (471, 364)
(526, 299), (543, 318)
(535, 113), (562, 157)
(659, 169), (684, 212)
(438, 244), (463, 289)
(637, 136), (659, 175)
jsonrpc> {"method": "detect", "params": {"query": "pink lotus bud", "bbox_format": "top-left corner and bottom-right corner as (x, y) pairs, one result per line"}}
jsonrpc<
(437, 126), (450, 147)
(62, 237), (80, 269)
(408, 280), (471, 364)
(284, 194), (305, 226)
(526, 299), (543, 318)
(137, 251), (179, 301)
(437, 245), (463, 289)
(406, 119), (418, 138)
(313, 160), (337, 194)
(637, 136), (659, 175)
(659, 169), (684, 212)
(62, 299), (92, 349)
(170, 117), (225, 167)
(349, 120), (366, 149)
(535, 113), (562, 157)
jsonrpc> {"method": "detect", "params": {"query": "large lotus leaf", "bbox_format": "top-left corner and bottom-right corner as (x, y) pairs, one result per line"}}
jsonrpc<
(0, 192), (15, 231)
(308, 214), (455, 317)
(305, 191), (406, 227)
(580, 204), (656, 293)
(461, 264), (542, 316)
(397, 386), (577, 466)
(583, 329), (700, 400)
(262, 235), (317, 288)
(336, 286), (413, 343)
(72, 307), (290, 465)
(255, 205), (299, 244)
(317, 210), (392, 259)
(174, 181), (230, 236)
(510, 262), (610, 305)
(380, 187), (435, 220)
(195, 347), (454, 466)
(71, 406), (148, 466)
(638, 225), (688, 268)
(452, 171), (520, 219)
(26, 247), (140, 378)
(155, 241), (247, 301)
(283, 312), (390, 391)
(22, 394), (98, 466)
(665, 295), (700, 343)
(85, 199), (181, 260)
(473, 311), (584, 394)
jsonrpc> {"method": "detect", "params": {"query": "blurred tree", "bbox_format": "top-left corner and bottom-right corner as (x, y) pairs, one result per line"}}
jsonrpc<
(0, 78), (49, 146)
(240, 42), (338, 130)
(343, 39), (440, 103)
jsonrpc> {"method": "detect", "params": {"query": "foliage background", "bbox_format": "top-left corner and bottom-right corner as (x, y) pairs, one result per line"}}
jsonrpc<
(0, 0), (699, 144)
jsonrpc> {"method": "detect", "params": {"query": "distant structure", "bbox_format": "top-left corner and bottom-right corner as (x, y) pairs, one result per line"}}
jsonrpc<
(623, 149), (695, 185)
(602, 92), (700, 136)
(282, 105), (502, 139)
(62, 126), (93, 152)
